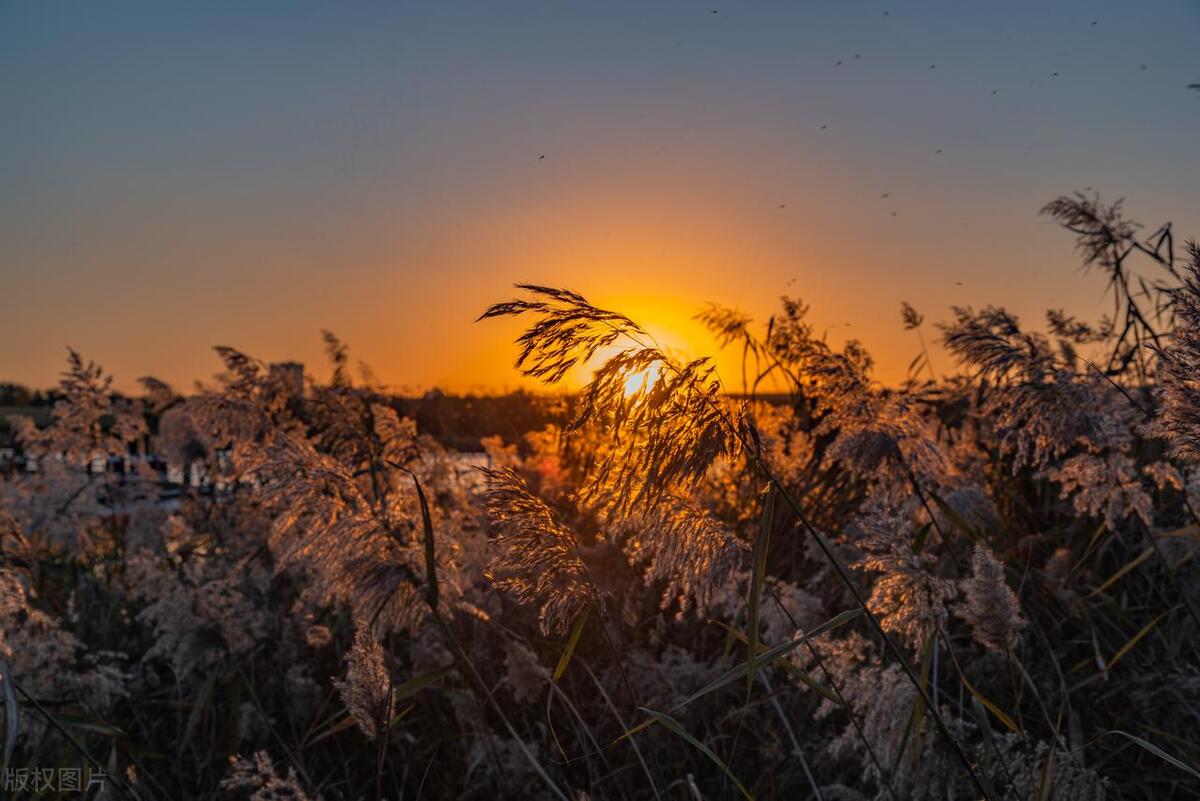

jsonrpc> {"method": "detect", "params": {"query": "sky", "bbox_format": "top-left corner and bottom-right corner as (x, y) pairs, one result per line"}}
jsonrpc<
(2, 1), (1198, 394)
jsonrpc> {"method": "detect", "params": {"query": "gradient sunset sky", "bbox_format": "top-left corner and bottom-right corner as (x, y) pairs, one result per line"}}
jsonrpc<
(3, 2), (1198, 394)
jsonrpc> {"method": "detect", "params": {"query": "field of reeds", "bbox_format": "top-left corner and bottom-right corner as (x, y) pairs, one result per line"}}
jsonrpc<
(2, 191), (1199, 800)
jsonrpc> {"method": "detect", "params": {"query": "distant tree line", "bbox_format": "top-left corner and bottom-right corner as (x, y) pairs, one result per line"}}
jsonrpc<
(0, 381), (569, 453)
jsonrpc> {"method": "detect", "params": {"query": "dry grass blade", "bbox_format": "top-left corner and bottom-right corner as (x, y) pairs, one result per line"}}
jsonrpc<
(1097, 730), (1200, 780)
(554, 606), (590, 681)
(905, 632), (938, 764)
(616, 609), (861, 743)
(432, 612), (571, 801)
(782, 488), (997, 800)
(1038, 708), (1064, 801)
(958, 667), (1021, 734)
(709, 621), (841, 705)
(1087, 546), (1153, 598)
(580, 659), (664, 801)
(409, 472), (439, 612)
(0, 659), (16, 774)
(11, 680), (138, 800)
(746, 483), (776, 695)
(392, 664), (454, 703)
(1108, 607), (1176, 670)
(968, 697), (1005, 799)
(306, 713), (363, 747)
(927, 489), (980, 542)
(637, 707), (754, 801)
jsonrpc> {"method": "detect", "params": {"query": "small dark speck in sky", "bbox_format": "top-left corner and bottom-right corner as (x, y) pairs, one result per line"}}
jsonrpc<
(1051, 72), (1059, 77)
(820, 124), (827, 129)
(1139, 64), (1148, 70)
(778, 203), (787, 208)
(991, 89), (998, 95)
(538, 154), (545, 160)
(881, 192), (889, 198)
(935, 149), (943, 154)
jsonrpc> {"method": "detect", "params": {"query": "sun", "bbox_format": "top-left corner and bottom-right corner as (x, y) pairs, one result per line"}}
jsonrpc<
(579, 303), (702, 395)
(622, 360), (662, 397)
(589, 345), (665, 397)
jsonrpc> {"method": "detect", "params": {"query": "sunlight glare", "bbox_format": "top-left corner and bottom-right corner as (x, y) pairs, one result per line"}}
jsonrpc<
(622, 360), (662, 397)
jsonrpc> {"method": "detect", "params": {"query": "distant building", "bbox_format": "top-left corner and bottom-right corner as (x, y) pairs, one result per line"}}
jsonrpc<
(269, 362), (305, 399)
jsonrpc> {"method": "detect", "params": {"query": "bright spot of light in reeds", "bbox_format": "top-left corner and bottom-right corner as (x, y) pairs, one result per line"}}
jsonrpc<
(589, 344), (665, 397)
(622, 360), (662, 397)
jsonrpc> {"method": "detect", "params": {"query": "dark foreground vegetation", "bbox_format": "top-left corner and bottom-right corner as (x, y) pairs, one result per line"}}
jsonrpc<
(2, 192), (1200, 800)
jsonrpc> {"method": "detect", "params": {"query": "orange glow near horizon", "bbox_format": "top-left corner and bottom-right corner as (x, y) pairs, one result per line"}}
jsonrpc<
(2, 114), (1164, 397)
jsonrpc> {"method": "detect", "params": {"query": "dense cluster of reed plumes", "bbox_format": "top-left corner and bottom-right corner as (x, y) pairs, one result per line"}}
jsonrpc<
(3, 191), (1200, 800)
